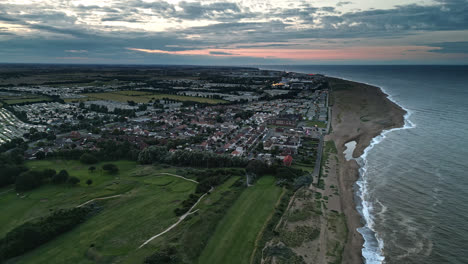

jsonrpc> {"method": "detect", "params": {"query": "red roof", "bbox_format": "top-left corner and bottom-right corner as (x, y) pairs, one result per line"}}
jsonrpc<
(283, 155), (293, 166)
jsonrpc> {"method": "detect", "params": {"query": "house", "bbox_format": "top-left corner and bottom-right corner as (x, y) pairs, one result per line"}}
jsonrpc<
(283, 155), (293, 166)
(69, 131), (81, 139)
(231, 150), (242, 157)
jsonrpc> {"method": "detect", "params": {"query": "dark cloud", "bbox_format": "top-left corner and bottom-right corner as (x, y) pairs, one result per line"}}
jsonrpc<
(336, 1), (353, 7)
(320, 7), (335, 12)
(209, 51), (236, 55)
(235, 43), (298, 48)
(101, 15), (142, 23)
(178, 1), (239, 19)
(126, 0), (176, 13)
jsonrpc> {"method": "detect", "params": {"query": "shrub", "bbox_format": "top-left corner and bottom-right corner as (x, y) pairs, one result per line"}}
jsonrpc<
(0, 206), (94, 261)
(68, 176), (80, 185)
(52, 170), (69, 184)
(80, 153), (99, 164)
(102, 164), (118, 174)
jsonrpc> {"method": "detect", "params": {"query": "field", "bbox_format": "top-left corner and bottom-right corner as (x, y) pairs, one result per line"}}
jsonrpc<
(197, 176), (283, 264)
(65, 90), (227, 104)
(1, 160), (200, 263)
(0, 94), (51, 105)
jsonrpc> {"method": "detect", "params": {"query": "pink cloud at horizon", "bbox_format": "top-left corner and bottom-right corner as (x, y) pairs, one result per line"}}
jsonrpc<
(126, 46), (464, 61)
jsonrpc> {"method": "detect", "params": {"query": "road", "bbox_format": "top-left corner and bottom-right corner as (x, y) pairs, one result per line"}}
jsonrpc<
(312, 134), (324, 180)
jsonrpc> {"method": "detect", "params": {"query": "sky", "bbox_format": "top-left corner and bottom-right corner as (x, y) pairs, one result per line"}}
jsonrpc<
(0, 0), (467, 65)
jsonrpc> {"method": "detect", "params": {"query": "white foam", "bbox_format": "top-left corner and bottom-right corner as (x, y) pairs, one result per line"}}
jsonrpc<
(353, 85), (415, 264)
(344, 140), (357, 161)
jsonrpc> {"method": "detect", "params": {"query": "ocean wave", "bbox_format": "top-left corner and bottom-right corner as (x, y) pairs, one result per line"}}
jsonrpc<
(353, 84), (415, 264)
(320, 74), (417, 263)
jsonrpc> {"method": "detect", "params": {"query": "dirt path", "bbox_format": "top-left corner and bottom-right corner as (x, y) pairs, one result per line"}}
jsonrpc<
(138, 187), (212, 249)
(157, 173), (198, 184)
(76, 194), (123, 208)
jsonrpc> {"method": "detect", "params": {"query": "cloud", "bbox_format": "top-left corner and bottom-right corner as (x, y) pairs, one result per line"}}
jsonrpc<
(65, 50), (88, 53)
(209, 51), (236, 55)
(428, 41), (468, 53)
(336, 1), (353, 7)
(0, 0), (467, 64)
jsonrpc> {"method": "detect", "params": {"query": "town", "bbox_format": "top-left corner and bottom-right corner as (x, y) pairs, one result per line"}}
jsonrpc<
(0, 66), (329, 172)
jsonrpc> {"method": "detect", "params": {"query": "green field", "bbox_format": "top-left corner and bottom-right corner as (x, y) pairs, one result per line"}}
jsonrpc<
(197, 176), (283, 264)
(1, 160), (200, 263)
(65, 90), (227, 104)
(0, 95), (51, 105)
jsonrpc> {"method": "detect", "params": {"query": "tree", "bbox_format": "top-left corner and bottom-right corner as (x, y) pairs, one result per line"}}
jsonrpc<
(271, 146), (280, 156)
(80, 153), (98, 164)
(86, 179), (93, 186)
(52, 170), (69, 184)
(42, 169), (56, 179)
(15, 171), (43, 191)
(35, 151), (45, 160)
(138, 146), (168, 164)
(68, 176), (80, 185)
(246, 159), (267, 177)
(88, 166), (96, 173)
(102, 164), (118, 174)
(46, 133), (56, 141)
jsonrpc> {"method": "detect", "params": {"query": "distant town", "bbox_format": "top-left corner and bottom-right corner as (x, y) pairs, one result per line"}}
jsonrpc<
(0, 66), (329, 169)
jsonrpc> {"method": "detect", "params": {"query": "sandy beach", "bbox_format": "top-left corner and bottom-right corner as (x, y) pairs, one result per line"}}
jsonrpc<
(327, 77), (406, 264)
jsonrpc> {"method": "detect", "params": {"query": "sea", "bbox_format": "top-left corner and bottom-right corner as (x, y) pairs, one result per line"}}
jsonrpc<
(259, 65), (468, 264)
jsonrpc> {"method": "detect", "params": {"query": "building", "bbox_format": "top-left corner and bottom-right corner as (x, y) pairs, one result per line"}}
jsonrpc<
(283, 155), (293, 166)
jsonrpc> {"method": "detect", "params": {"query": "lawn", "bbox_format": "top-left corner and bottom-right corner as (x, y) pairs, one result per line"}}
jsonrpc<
(66, 90), (227, 104)
(197, 176), (282, 264)
(1, 160), (199, 264)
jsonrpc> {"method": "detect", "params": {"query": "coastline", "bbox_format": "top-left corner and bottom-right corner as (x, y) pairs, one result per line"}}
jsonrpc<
(326, 77), (406, 264)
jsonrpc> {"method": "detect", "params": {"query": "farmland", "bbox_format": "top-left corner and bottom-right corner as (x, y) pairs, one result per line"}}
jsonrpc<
(65, 90), (227, 104)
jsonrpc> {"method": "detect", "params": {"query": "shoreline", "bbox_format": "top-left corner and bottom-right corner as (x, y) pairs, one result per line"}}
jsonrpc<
(326, 77), (407, 263)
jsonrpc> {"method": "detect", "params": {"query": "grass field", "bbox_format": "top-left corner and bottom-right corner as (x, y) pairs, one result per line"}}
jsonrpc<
(65, 90), (227, 104)
(197, 176), (282, 264)
(0, 95), (51, 105)
(1, 160), (200, 264)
